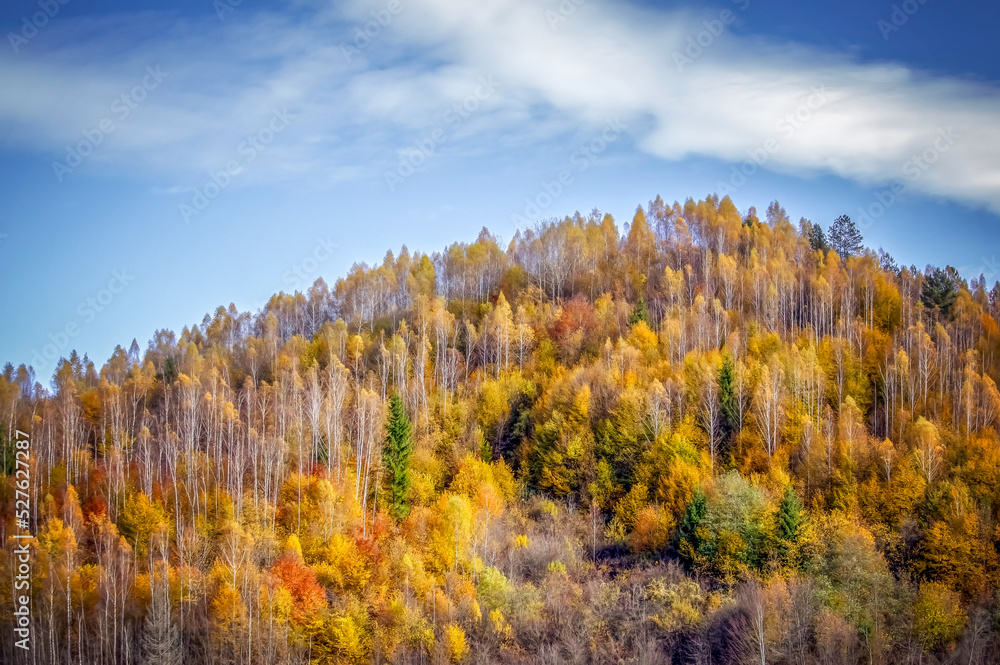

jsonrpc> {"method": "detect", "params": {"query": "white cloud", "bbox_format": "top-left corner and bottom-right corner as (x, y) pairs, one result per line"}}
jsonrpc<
(2, 0), (999, 213)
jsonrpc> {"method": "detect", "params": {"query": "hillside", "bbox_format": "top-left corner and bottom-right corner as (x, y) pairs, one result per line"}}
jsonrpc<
(3, 194), (1000, 664)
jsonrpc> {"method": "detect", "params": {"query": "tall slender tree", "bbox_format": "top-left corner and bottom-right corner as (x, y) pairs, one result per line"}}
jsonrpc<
(776, 485), (805, 569)
(718, 353), (739, 444)
(676, 488), (707, 567)
(383, 393), (414, 520)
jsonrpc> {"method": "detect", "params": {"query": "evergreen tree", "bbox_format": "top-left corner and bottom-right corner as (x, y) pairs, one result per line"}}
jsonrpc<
(676, 488), (707, 567)
(160, 356), (178, 385)
(878, 247), (899, 273)
(921, 266), (959, 319)
(808, 223), (828, 252)
(628, 297), (653, 328)
(776, 486), (805, 569)
(829, 214), (863, 259)
(717, 353), (739, 443)
(0, 425), (14, 476)
(383, 393), (414, 520)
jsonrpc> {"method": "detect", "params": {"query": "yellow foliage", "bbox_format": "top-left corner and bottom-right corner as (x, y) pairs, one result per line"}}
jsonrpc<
(314, 534), (370, 594)
(489, 609), (513, 645)
(646, 579), (704, 632)
(547, 560), (567, 575)
(445, 623), (468, 663)
(320, 615), (368, 665)
(914, 582), (966, 651)
(284, 533), (304, 561)
(211, 585), (246, 628)
(429, 494), (474, 571)
(629, 320), (659, 359)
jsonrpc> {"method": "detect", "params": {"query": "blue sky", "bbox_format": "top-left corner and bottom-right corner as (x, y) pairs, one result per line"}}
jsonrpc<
(1, 0), (999, 384)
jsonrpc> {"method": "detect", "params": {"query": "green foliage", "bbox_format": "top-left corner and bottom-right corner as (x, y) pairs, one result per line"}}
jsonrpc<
(914, 582), (966, 652)
(717, 353), (738, 441)
(775, 485), (805, 569)
(808, 222), (828, 252)
(628, 298), (653, 328)
(697, 472), (772, 579)
(829, 214), (863, 258)
(594, 392), (644, 490)
(383, 393), (414, 521)
(0, 425), (14, 476)
(921, 266), (959, 318)
(676, 487), (706, 567)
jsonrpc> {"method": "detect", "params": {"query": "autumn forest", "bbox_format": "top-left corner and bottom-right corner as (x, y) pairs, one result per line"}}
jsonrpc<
(4, 194), (1000, 665)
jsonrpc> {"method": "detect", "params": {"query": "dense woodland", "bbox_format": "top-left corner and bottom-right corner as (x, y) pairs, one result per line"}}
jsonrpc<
(5, 195), (1000, 664)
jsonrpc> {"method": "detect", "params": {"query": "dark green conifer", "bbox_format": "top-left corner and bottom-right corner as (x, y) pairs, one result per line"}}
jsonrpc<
(383, 393), (414, 520)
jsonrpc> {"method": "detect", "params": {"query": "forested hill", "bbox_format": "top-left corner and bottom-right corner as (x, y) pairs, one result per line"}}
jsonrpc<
(4, 194), (1000, 665)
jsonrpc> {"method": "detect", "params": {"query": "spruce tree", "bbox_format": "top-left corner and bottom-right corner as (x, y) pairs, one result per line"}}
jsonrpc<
(629, 297), (652, 328)
(676, 488), (707, 567)
(718, 353), (739, 437)
(776, 486), (804, 569)
(383, 393), (414, 520)
(829, 214), (863, 259)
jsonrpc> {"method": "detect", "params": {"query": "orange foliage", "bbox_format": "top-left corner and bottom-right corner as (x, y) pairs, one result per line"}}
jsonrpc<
(271, 554), (327, 624)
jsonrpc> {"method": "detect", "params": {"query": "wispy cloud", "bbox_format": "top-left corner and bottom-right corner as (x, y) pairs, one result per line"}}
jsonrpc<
(2, 0), (999, 214)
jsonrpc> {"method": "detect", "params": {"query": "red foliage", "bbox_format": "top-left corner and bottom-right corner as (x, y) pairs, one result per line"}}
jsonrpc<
(81, 494), (109, 523)
(550, 295), (598, 342)
(271, 554), (327, 623)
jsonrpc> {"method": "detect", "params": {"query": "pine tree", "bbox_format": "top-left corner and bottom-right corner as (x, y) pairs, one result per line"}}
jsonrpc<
(676, 488), (707, 567)
(829, 214), (863, 259)
(808, 223), (828, 252)
(921, 267), (959, 319)
(383, 393), (414, 520)
(878, 247), (899, 273)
